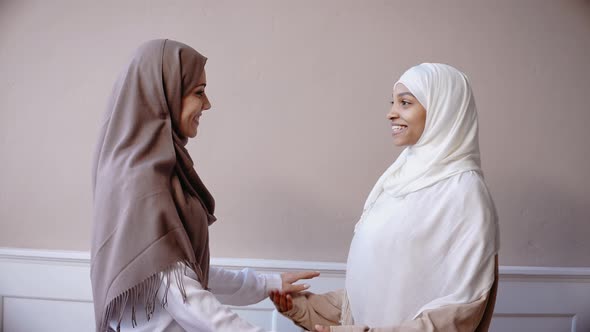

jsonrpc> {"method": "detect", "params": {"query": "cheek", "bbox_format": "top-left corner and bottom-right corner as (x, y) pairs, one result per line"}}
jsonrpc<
(418, 111), (427, 132)
(403, 109), (426, 141)
(409, 108), (426, 128)
(415, 115), (426, 133)
(181, 110), (191, 127)
(180, 110), (195, 133)
(413, 112), (427, 142)
(183, 103), (200, 121)
(194, 101), (203, 114)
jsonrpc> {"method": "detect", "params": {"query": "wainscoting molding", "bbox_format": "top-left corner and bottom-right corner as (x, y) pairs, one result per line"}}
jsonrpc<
(0, 248), (588, 332)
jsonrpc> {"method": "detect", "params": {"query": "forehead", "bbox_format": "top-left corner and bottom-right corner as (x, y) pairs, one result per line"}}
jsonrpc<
(393, 83), (411, 95)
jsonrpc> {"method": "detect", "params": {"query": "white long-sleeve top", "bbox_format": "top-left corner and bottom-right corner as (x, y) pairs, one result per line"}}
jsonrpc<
(109, 266), (282, 332)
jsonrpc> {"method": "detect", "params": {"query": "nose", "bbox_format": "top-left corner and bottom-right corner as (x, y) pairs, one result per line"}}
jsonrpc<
(387, 104), (399, 120)
(202, 93), (212, 111)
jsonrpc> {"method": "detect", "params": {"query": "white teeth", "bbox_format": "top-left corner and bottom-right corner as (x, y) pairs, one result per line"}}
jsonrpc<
(392, 125), (406, 131)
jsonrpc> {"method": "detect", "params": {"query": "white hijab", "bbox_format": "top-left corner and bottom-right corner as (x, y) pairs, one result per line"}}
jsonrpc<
(357, 63), (481, 229)
(346, 63), (499, 326)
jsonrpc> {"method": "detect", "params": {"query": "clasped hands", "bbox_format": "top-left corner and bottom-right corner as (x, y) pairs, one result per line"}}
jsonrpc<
(268, 271), (330, 332)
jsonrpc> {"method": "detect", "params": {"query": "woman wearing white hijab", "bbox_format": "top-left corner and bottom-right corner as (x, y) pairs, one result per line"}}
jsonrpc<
(270, 63), (500, 332)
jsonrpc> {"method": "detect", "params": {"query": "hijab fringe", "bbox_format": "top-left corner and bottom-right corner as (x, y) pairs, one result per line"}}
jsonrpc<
(97, 260), (202, 332)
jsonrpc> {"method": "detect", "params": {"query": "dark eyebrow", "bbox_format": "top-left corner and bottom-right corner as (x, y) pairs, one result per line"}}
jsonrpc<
(396, 92), (415, 98)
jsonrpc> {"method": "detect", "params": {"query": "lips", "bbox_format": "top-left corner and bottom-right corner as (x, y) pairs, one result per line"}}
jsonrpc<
(392, 122), (407, 131)
(391, 123), (407, 136)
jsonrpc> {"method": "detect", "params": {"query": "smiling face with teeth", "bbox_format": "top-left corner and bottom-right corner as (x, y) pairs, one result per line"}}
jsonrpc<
(387, 83), (427, 146)
(179, 69), (212, 138)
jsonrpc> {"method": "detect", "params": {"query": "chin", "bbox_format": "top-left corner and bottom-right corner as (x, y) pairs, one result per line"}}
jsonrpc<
(392, 138), (405, 147)
(188, 126), (199, 138)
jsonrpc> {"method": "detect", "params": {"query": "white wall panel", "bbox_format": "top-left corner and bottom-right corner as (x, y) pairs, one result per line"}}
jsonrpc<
(1, 248), (589, 332)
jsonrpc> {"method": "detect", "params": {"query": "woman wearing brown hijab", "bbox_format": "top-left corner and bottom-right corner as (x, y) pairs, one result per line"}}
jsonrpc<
(91, 39), (317, 332)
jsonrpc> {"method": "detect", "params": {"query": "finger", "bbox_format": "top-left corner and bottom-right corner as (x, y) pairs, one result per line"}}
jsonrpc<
(271, 291), (280, 306)
(286, 271), (320, 283)
(314, 324), (328, 332)
(286, 293), (293, 311)
(275, 292), (285, 312)
(276, 293), (285, 310)
(284, 283), (310, 293)
(297, 271), (321, 280)
(282, 293), (291, 312)
(279, 292), (288, 312)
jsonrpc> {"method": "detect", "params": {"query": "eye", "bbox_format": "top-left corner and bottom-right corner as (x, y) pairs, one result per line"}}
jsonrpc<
(195, 90), (205, 97)
(389, 101), (394, 105)
(401, 100), (411, 106)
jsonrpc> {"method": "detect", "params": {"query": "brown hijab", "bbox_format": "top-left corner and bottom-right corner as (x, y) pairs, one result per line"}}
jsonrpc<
(91, 39), (216, 332)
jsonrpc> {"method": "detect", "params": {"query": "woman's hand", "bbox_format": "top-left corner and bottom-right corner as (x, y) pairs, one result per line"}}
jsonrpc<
(269, 271), (320, 312)
(281, 271), (320, 293)
(269, 290), (293, 312)
(314, 325), (330, 332)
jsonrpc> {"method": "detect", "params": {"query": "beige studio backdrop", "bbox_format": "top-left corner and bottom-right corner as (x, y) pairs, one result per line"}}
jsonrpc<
(1, 0), (589, 267)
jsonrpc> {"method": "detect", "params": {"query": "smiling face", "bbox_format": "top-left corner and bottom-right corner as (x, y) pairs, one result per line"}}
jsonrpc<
(179, 69), (211, 138)
(387, 83), (427, 146)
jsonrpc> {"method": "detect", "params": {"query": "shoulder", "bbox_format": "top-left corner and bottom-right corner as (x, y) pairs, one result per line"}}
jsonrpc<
(447, 171), (491, 200)
(452, 170), (486, 188)
(436, 171), (497, 218)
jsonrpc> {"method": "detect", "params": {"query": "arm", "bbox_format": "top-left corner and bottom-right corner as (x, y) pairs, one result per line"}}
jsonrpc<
(206, 266), (282, 306)
(198, 267), (321, 306)
(163, 266), (272, 332)
(275, 289), (345, 331)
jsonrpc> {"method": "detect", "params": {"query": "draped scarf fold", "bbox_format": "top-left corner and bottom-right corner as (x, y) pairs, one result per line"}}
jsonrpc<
(356, 63), (482, 230)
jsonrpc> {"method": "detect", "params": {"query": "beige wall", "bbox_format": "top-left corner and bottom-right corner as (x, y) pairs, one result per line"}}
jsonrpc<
(1, 0), (589, 267)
